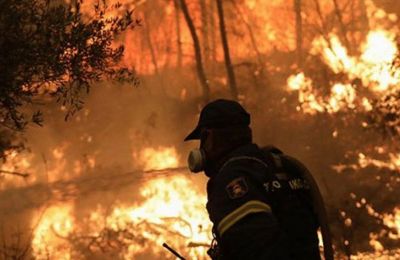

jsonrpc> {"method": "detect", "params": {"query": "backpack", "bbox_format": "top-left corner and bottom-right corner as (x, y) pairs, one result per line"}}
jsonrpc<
(248, 146), (322, 259)
(212, 145), (333, 260)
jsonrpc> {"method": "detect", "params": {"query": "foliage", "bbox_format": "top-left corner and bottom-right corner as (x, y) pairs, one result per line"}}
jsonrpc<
(0, 0), (139, 132)
(367, 90), (400, 138)
(366, 47), (400, 139)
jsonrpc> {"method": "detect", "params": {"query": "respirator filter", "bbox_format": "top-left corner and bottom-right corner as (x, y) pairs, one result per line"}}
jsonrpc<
(187, 149), (205, 173)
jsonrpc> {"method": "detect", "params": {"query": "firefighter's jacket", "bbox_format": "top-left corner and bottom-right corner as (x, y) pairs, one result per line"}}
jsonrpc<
(206, 143), (320, 259)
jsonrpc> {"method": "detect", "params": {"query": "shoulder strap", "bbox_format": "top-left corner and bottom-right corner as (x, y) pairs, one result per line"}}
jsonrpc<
(262, 148), (289, 181)
(218, 156), (269, 174)
(218, 155), (281, 190)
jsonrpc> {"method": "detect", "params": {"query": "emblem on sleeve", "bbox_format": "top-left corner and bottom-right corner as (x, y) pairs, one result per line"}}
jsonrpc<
(226, 177), (248, 199)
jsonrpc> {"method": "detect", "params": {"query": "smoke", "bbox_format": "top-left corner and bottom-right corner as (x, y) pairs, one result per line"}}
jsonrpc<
(1, 0), (400, 258)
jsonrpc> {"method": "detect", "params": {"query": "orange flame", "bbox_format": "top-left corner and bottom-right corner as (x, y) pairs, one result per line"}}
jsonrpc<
(31, 147), (211, 259)
(134, 146), (180, 171)
(32, 203), (75, 259)
(288, 0), (399, 115)
(383, 207), (400, 240)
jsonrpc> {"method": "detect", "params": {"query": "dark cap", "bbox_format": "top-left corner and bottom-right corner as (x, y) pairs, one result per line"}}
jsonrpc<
(184, 99), (250, 141)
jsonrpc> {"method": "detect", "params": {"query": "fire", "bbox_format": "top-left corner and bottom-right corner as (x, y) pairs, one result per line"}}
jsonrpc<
(360, 30), (399, 91)
(358, 152), (400, 171)
(31, 176), (211, 259)
(369, 233), (384, 252)
(328, 83), (356, 113)
(286, 74), (356, 114)
(383, 207), (400, 240)
(362, 31), (397, 65)
(0, 149), (33, 190)
(108, 176), (211, 259)
(311, 34), (353, 73)
(135, 146), (180, 171)
(32, 203), (75, 260)
(287, 72), (308, 91)
(288, 0), (400, 116)
(286, 73), (324, 114)
(289, 29), (400, 114)
(31, 147), (211, 259)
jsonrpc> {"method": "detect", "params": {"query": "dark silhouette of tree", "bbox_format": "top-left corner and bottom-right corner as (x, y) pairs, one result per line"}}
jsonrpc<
(367, 90), (400, 139)
(200, 0), (210, 67)
(143, 15), (160, 77)
(332, 0), (350, 50)
(0, 0), (138, 129)
(216, 0), (238, 100)
(178, 0), (210, 102)
(173, 0), (183, 68)
(209, 0), (217, 67)
(294, 0), (303, 69)
(0, 0), (139, 157)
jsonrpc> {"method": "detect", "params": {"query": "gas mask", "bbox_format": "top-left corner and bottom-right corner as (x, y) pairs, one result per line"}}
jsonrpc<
(187, 148), (206, 173)
(187, 129), (211, 173)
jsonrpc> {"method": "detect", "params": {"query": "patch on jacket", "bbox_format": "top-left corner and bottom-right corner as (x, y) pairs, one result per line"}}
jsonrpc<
(226, 177), (248, 199)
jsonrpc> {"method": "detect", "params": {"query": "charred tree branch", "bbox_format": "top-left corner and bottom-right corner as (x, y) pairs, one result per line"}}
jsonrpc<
(0, 170), (29, 178)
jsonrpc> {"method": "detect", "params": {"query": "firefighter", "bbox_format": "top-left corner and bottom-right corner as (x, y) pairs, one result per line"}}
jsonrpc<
(184, 99), (329, 260)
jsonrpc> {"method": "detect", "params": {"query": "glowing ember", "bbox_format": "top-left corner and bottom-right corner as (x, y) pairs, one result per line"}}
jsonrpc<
(352, 249), (400, 260)
(358, 152), (400, 171)
(286, 74), (356, 114)
(369, 233), (384, 252)
(287, 72), (307, 91)
(383, 207), (400, 240)
(328, 83), (356, 113)
(286, 73), (324, 114)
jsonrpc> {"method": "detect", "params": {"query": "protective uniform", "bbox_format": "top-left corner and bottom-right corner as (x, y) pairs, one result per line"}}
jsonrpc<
(206, 143), (320, 259)
(184, 99), (323, 260)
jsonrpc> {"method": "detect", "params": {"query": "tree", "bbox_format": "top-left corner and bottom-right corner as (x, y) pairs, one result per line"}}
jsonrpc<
(173, 0), (183, 68)
(0, 0), (138, 130)
(230, 0), (268, 90)
(200, 0), (210, 66)
(332, 0), (350, 50)
(0, 0), (138, 158)
(294, 0), (303, 69)
(216, 0), (238, 100)
(178, 0), (210, 102)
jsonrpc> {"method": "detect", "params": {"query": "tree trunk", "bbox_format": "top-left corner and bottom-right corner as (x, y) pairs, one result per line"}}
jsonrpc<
(313, 0), (334, 49)
(230, 0), (270, 91)
(358, 0), (370, 35)
(178, 0), (210, 102)
(173, 0), (183, 68)
(200, 0), (210, 66)
(294, 0), (303, 69)
(210, 0), (217, 72)
(144, 19), (159, 76)
(216, 0), (238, 100)
(332, 0), (350, 50)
